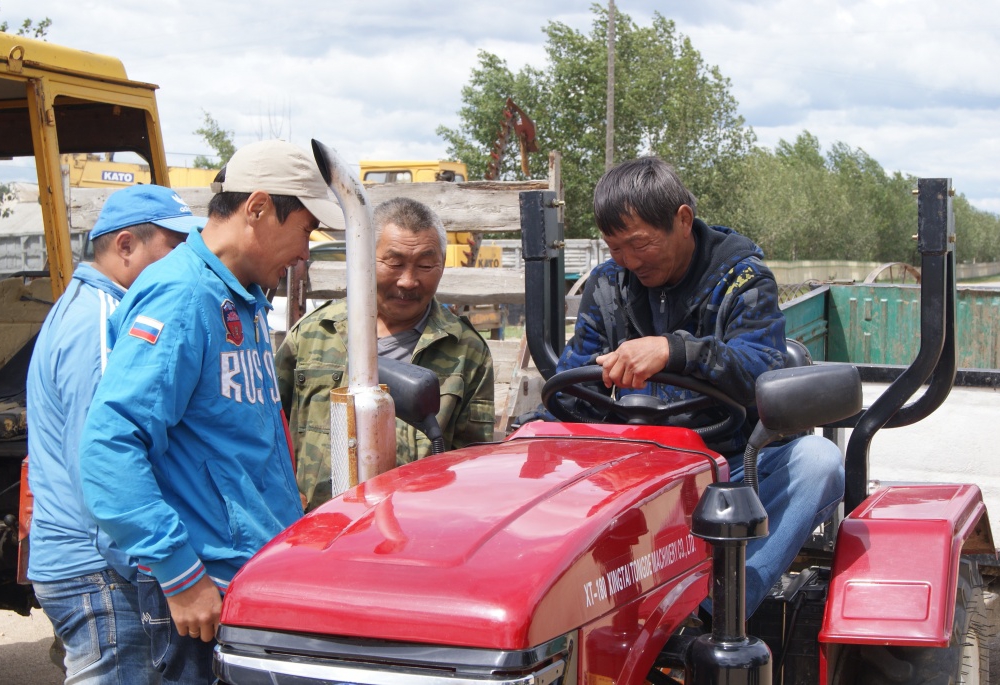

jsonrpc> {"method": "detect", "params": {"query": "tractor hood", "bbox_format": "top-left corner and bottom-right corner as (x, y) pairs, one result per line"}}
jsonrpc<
(221, 423), (726, 650)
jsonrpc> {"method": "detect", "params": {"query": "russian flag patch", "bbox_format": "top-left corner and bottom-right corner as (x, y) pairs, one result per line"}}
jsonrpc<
(129, 315), (164, 344)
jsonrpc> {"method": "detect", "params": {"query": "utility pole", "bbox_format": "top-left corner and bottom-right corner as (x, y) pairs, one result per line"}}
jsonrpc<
(605, 0), (616, 171)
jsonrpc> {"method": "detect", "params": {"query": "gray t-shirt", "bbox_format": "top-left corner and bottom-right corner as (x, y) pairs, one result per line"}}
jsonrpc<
(376, 305), (433, 361)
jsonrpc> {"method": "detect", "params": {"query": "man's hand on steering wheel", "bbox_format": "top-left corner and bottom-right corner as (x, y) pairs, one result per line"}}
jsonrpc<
(595, 337), (671, 390)
(541, 366), (745, 441)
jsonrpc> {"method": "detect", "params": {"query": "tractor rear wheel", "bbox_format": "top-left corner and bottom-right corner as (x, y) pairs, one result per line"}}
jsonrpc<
(830, 557), (990, 685)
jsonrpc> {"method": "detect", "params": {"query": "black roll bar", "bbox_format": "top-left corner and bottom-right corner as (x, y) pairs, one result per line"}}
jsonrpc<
(520, 191), (566, 380)
(844, 178), (957, 512)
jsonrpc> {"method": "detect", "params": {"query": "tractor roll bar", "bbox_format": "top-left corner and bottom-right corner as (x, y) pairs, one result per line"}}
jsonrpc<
(844, 178), (957, 512)
(520, 191), (566, 380)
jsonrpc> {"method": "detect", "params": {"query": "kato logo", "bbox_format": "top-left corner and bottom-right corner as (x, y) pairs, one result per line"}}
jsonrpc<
(100, 170), (134, 183)
(221, 299), (243, 346)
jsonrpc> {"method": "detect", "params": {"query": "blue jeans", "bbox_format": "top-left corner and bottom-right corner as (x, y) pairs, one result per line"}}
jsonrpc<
(723, 434), (845, 617)
(136, 573), (217, 684)
(33, 568), (158, 685)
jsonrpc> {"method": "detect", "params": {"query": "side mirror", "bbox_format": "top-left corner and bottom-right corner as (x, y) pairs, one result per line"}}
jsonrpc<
(377, 357), (444, 449)
(749, 364), (862, 450)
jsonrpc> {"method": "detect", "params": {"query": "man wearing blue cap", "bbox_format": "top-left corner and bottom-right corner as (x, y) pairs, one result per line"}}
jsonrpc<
(27, 184), (204, 685)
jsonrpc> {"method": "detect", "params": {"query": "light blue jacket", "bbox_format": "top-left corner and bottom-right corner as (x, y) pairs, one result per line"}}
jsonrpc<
(79, 230), (303, 596)
(27, 263), (132, 582)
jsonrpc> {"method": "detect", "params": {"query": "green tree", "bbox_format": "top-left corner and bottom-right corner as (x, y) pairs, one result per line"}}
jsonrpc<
(193, 110), (236, 169)
(734, 131), (924, 263)
(0, 6), (52, 38)
(438, 7), (1000, 263)
(437, 52), (547, 182)
(1, 183), (14, 219)
(954, 195), (1000, 264)
(826, 142), (916, 263)
(623, 16), (756, 226)
(438, 5), (754, 238)
(774, 131), (826, 169)
(740, 134), (853, 260)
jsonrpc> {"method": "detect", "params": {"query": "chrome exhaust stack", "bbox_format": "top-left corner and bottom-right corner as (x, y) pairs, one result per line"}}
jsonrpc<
(311, 139), (396, 494)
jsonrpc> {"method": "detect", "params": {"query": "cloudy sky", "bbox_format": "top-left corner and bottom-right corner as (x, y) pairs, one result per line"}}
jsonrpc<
(5, 0), (1000, 213)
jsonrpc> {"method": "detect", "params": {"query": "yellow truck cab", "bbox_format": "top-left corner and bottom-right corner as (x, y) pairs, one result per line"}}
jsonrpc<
(0, 32), (170, 294)
(0, 33), (170, 616)
(358, 160), (501, 268)
(61, 153), (217, 189)
(359, 159), (467, 184)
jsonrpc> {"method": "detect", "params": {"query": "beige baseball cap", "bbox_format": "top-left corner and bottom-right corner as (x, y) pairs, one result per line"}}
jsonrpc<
(210, 139), (341, 228)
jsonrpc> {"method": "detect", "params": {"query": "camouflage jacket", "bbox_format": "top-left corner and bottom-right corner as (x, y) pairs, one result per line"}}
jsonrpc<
(556, 219), (786, 454)
(276, 298), (495, 510)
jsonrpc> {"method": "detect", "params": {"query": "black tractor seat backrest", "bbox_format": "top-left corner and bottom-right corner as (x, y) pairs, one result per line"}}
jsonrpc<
(785, 338), (813, 368)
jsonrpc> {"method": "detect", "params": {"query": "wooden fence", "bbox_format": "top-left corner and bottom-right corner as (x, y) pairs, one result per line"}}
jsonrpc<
(17, 174), (1000, 430)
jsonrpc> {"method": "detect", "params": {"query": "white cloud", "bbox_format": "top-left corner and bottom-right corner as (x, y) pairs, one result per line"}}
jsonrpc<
(4, 0), (999, 213)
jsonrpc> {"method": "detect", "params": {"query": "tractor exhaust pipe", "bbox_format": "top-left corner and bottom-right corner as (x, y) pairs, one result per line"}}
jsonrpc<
(311, 140), (396, 495)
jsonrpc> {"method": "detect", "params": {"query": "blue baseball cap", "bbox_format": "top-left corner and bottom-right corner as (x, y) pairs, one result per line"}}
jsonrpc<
(90, 184), (207, 240)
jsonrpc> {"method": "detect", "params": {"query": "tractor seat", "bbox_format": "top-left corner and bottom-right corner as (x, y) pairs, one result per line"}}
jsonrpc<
(785, 338), (813, 368)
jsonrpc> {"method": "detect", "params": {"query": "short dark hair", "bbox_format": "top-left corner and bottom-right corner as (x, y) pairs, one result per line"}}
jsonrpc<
(91, 222), (159, 257)
(207, 166), (305, 223)
(593, 157), (697, 236)
(373, 197), (447, 258)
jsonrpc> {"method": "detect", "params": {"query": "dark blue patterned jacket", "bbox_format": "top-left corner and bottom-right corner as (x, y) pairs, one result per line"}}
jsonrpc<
(554, 219), (787, 453)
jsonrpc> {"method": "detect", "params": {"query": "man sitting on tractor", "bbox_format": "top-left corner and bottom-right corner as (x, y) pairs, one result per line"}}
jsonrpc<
(276, 197), (495, 512)
(545, 157), (843, 618)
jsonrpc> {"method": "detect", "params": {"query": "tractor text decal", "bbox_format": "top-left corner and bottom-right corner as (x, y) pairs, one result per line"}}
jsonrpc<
(583, 534), (697, 608)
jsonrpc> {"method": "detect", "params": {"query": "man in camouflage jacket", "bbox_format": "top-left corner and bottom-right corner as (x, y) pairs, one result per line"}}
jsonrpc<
(548, 157), (843, 618)
(276, 198), (494, 511)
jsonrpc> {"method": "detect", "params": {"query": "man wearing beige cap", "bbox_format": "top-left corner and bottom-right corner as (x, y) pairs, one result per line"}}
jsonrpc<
(77, 140), (341, 683)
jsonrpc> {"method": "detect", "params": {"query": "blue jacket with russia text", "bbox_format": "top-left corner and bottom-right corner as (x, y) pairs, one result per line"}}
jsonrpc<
(27, 263), (132, 582)
(79, 230), (303, 596)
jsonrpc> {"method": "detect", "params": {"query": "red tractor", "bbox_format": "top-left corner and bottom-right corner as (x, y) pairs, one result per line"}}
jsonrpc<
(214, 148), (997, 685)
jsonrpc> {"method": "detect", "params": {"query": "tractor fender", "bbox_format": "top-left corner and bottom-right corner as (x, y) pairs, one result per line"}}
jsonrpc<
(820, 484), (995, 647)
(610, 563), (709, 685)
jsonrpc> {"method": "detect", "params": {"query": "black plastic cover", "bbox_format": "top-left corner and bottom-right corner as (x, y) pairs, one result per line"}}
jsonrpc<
(692, 482), (768, 541)
(754, 364), (862, 436)
(377, 356), (440, 427)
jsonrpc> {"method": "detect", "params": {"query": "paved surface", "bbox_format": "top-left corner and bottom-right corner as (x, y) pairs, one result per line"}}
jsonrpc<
(866, 383), (1000, 533)
(0, 608), (63, 684)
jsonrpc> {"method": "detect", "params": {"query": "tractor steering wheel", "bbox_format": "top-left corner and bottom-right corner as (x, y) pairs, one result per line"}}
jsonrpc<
(541, 366), (746, 442)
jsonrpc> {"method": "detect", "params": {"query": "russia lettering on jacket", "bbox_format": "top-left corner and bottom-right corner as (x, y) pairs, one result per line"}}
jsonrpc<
(221, 349), (280, 404)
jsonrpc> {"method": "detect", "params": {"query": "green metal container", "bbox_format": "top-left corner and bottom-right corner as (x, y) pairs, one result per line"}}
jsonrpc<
(781, 284), (1000, 370)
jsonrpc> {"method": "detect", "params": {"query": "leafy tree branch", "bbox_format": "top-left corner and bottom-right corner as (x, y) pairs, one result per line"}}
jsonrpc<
(193, 110), (236, 169)
(0, 5), (51, 39)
